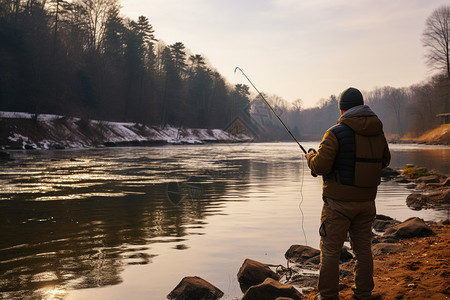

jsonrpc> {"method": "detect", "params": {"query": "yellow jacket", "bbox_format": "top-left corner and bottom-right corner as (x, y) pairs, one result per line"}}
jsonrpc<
(307, 105), (391, 201)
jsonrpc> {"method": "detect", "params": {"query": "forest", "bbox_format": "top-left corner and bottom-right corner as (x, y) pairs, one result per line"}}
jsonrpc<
(0, 0), (449, 141)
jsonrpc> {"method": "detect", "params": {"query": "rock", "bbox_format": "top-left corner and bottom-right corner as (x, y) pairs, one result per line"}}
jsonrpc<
(406, 189), (450, 209)
(0, 151), (12, 161)
(339, 247), (353, 262)
(375, 214), (393, 221)
(241, 278), (302, 300)
(285, 245), (351, 266)
(381, 167), (400, 178)
(440, 219), (450, 225)
(428, 189), (450, 204)
(104, 141), (116, 147)
(290, 274), (318, 288)
(406, 193), (429, 210)
(443, 189), (450, 204)
(373, 219), (400, 232)
(394, 176), (411, 183)
(372, 243), (404, 255)
(167, 276), (224, 300)
(285, 245), (320, 264)
(302, 255), (320, 267)
(415, 182), (427, 189)
(405, 183), (417, 189)
(415, 175), (440, 184)
(426, 177), (450, 188)
(372, 235), (400, 244)
(384, 217), (435, 239)
(237, 259), (280, 286)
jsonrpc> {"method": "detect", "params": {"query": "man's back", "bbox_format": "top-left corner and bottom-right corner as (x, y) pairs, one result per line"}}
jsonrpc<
(308, 104), (390, 202)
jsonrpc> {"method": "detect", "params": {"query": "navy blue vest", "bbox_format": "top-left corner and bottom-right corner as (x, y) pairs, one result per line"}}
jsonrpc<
(330, 123), (355, 185)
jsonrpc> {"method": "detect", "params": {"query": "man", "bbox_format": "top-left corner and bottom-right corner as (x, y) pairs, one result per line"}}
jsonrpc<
(305, 87), (391, 300)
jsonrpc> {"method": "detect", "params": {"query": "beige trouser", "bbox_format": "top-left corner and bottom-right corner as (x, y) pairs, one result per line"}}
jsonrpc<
(318, 197), (376, 300)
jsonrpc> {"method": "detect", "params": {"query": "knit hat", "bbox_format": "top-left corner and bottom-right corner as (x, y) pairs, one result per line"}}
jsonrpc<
(339, 87), (363, 110)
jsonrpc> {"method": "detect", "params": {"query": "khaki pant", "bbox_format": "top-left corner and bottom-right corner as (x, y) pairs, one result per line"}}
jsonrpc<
(318, 197), (376, 300)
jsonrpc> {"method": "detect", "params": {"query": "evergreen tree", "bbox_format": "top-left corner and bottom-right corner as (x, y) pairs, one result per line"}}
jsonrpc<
(169, 42), (187, 77)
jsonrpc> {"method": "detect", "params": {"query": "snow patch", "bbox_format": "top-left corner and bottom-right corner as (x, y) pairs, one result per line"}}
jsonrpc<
(8, 133), (29, 142)
(1, 111), (254, 149)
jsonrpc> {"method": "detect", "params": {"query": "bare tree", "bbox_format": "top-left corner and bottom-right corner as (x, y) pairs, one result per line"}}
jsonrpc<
(291, 98), (303, 111)
(75, 0), (118, 52)
(422, 5), (450, 83)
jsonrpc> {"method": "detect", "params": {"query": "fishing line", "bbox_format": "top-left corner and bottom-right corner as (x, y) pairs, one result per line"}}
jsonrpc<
(298, 152), (308, 246)
(234, 67), (308, 246)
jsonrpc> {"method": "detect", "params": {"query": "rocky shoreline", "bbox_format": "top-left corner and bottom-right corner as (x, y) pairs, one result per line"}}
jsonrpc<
(383, 165), (450, 211)
(166, 217), (449, 300)
(166, 166), (450, 300)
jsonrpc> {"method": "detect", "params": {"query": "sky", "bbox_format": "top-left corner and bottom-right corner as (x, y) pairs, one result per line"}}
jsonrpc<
(119, 0), (448, 108)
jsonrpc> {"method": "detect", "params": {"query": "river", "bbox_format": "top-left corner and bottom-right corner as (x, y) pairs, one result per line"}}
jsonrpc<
(0, 142), (448, 299)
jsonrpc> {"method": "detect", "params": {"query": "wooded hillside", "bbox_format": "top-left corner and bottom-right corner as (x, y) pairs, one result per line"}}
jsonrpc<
(0, 1), (448, 141)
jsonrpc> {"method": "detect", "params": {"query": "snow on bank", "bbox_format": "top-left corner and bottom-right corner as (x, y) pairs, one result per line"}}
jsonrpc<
(0, 111), (253, 150)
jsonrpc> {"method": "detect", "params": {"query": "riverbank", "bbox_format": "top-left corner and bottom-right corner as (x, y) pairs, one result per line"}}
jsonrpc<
(302, 221), (449, 299)
(301, 168), (449, 299)
(400, 124), (450, 145)
(0, 111), (252, 150)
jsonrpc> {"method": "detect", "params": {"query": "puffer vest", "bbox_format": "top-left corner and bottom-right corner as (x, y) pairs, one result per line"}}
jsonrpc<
(330, 123), (355, 185)
(330, 123), (383, 187)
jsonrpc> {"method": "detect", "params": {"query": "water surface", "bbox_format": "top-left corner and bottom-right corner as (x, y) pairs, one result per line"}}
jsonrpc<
(0, 143), (448, 299)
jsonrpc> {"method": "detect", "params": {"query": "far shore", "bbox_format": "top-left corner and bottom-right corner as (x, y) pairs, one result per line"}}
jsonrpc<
(392, 124), (450, 145)
(1, 111), (449, 151)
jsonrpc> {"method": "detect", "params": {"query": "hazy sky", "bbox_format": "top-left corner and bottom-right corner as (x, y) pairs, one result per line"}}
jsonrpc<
(120, 0), (447, 108)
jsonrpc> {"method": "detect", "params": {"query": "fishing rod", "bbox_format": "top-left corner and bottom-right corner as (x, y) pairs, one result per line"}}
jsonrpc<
(235, 67), (313, 247)
(234, 67), (307, 154)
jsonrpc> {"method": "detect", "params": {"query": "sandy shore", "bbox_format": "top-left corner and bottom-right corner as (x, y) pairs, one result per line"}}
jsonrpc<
(304, 223), (449, 299)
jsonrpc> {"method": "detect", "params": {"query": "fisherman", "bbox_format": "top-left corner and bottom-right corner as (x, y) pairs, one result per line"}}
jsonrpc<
(305, 87), (391, 300)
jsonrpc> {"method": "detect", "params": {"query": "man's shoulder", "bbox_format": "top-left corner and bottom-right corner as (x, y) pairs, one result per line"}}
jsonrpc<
(328, 122), (352, 135)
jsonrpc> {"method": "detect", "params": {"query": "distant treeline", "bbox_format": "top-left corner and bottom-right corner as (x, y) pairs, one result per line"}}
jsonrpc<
(0, 0), (448, 141)
(275, 75), (449, 141)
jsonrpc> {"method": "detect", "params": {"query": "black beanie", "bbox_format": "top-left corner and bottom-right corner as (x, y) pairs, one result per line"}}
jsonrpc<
(339, 87), (363, 110)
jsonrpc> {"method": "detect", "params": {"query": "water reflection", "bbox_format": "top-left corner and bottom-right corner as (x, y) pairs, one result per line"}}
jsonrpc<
(388, 144), (450, 174)
(0, 147), (252, 299)
(1, 185), (188, 298)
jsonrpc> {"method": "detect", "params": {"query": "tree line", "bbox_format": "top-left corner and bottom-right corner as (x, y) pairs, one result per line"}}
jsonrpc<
(0, 1), (448, 141)
(277, 74), (449, 142)
(0, 0), (250, 130)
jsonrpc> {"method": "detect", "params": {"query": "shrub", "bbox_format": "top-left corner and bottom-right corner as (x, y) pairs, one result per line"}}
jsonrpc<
(402, 165), (437, 179)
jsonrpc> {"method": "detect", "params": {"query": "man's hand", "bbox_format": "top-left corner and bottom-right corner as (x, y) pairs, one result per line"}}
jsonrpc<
(305, 149), (318, 177)
(305, 148), (317, 161)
